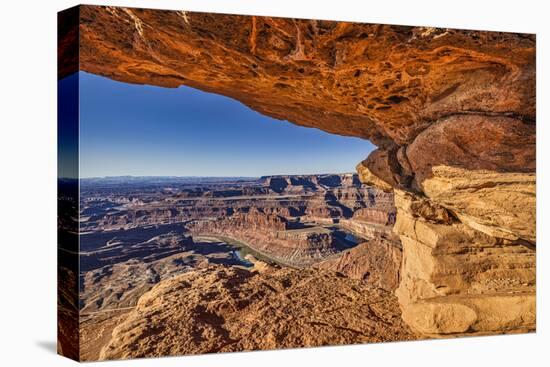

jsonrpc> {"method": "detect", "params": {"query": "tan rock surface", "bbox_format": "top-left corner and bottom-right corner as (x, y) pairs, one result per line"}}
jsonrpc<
(358, 149), (406, 190)
(392, 189), (453, 224)
(420, 166), (535, 242)
(356, 159), (395, 192)
(339, 218), (395, 240)
(316, 239), (402, 291)
(58, 5), (536, 339)
(100, 266), (415, 360)
(399, 293), (535, 336)
(393, 190), (535, 336)
(402, 114), (536, 243)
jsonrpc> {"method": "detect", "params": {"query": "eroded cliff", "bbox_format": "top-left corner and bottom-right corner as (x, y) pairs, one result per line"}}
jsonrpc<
(62, 5), (536, 337)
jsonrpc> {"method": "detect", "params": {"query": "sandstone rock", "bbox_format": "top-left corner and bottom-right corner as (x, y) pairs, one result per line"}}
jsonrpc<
(420, 166), (535, 242)
(394, 189), (453, 224)
(394, 208), (535, 295)
(399, 294), (535, 336)
(66, 6), (535, 149)
(243, 254), (271, 272)
(99, 266), (415, 359)
(356, 160), (394, 192)
(396, 147), (414, 178)
(59, 6), (537, 339)
(400, 114), (536, 242)
(352, 207), (395, 226)
(393, 190), (535, 336)
(401, 301), (478, 335)
(316, 239), (402, 291)
(339, 218), (395, 240)
(358, 149), (406, 189)
(407, 115), (535, 183)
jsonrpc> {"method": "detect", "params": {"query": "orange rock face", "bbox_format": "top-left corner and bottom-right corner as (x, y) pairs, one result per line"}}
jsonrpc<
(352, 208), (395, 226)
(62, 7), (535, 216)
(58, 5), (536, 339)
(62, 6), (534, 150)
(406, 114), (536, 184)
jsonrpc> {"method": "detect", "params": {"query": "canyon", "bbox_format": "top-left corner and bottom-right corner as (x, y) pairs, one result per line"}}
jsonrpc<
(58, 5), (536, 359)
(75, 174), (402, 360)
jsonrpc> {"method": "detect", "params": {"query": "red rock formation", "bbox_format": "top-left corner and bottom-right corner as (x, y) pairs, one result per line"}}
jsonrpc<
(317, 238), (402, 291)
(64, 6), (535, 150)
(82, 174), (377, 231)
(352, 208), (395, 226)
(59, 5), (536, 337)
(188, 208), (346, 266)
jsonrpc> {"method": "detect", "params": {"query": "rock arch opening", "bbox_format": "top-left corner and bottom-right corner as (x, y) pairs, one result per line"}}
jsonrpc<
(60, 5), (535, 339)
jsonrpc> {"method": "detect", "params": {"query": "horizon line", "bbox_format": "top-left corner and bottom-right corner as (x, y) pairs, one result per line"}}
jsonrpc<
(70, 171), (358, 180)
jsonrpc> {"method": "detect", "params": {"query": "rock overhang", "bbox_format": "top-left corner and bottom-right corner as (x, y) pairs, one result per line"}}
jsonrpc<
(59, 5), (535, 147)
(59, 5), (536, 337)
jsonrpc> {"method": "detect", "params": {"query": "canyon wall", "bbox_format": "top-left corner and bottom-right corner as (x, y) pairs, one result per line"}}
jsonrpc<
(64, 6), (536, 336)
(188, 208), (352, 266)
(317, 239), (402, 292)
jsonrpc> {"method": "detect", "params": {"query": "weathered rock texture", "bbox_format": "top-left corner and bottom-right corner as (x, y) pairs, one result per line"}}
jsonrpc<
(99, 265), (414, 359)
(393, 190), (535, 336)
(61, 5), (536, 336)
(316, 238), (402, 291)
(68, 6), (535, 149)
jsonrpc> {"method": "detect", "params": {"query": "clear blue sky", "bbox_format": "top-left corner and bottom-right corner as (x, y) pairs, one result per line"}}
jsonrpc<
(79, 72), (374, 177)
(58, 73), (79, 178)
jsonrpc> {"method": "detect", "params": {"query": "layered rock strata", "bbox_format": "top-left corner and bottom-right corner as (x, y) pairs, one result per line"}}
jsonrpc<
(392, 190), (535, 335)
(80, 173), (378, 232)
(187, 208), (355, 266)
(337, 219), (391, 239)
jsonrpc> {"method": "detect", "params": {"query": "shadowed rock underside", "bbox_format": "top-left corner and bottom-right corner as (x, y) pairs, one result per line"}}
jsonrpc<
(59, 4), (536, 343)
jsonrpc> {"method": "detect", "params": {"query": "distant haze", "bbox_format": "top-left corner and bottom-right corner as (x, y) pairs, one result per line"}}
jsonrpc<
(79, 72), (374, 177)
